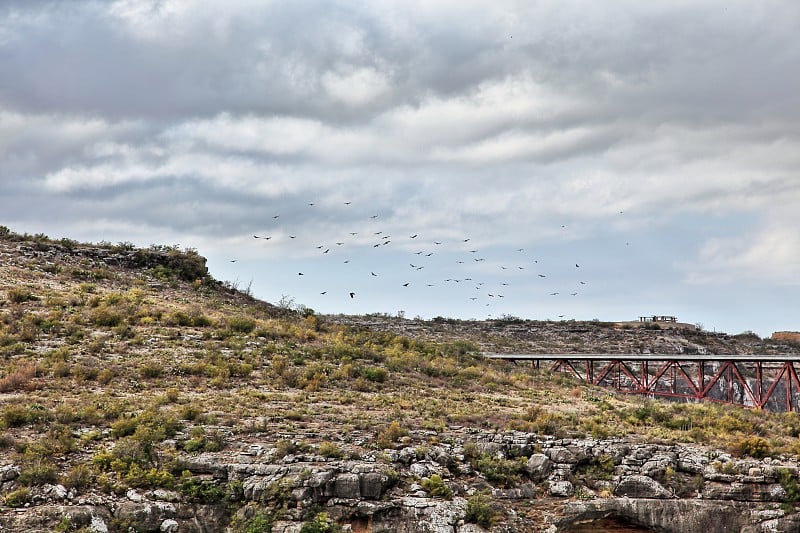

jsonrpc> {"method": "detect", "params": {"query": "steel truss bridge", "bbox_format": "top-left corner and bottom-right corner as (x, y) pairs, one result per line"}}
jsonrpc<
(485, 353), (800, 412)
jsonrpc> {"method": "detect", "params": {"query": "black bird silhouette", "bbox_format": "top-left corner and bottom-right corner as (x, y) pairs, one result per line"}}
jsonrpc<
(579, 281), (586, 285)
(349, 232), (358, 235)
(323, 249), (330, 254)
(425, 253), (433, 256)
(463, 238), (470, 242)
(349, 292), (355, 298)
(289, 235), (296, 239)
(402, 283), (409, 287)
(550, 292), (559, 296)
(538, 274), (546, 278)
(370, 215), (378, 219)
(344, 201), (351, 205)
(371, 272), (378, 276)
(570, 292), (578, 296)
(320, 291), (327, 295)
(575, 263), (580, 268)
(410, 234), (418, 238)
(272, 215), (279, 219)
(343, 260), (350, 263)
(229, 260), (236, 262)
(434, 241), (442, 245)
(298, 272), (304, 276)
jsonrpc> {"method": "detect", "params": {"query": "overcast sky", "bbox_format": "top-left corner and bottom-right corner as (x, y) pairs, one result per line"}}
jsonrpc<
(2, 1), (799, 337)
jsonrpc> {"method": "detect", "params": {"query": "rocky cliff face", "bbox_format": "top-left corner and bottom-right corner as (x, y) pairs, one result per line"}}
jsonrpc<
(3, 429), (800, 532)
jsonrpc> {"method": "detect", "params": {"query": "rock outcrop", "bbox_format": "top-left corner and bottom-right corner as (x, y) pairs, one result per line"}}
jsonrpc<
(4, 431), (800, 532)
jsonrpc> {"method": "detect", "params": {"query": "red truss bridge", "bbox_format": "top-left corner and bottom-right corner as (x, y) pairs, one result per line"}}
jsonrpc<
(485, 353), (800, 412)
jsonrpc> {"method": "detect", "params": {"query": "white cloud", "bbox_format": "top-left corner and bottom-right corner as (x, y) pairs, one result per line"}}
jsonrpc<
(322, 66), (391, 107)
(688, 221), (800, 286)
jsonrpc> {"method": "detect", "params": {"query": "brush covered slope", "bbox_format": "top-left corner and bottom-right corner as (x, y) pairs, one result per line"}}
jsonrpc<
(2, 228), (800, 532)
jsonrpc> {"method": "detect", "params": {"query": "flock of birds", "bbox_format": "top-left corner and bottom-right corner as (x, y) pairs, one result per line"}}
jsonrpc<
(229, 200), (611, 318)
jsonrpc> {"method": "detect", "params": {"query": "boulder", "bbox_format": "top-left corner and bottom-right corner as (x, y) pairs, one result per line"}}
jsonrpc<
(333, 473), (361, 499)
(614, 475), (672, 499)
(525, 453), (552, 482)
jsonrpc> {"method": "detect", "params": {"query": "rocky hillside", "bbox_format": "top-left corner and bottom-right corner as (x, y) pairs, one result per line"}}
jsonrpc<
(2, 228), (800, 533)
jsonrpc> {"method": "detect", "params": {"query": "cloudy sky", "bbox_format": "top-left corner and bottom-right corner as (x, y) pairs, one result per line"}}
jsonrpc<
(2, 1), (799, 337)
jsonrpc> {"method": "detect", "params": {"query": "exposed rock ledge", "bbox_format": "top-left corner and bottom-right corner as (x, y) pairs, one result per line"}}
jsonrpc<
(3, 431), (800, 532)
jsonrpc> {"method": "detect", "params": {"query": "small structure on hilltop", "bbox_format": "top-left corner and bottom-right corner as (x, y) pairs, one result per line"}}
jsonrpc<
(639, 315), (677, 323)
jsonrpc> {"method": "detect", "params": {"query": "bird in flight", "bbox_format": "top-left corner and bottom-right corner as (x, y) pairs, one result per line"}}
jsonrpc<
(371, 272), (378, 276)
(575, 263), (580, 268)
(410, 234), (418, 238)
(320, 291), (327, 295)
(550, 292), (559, 296)
(370, 215), (379, 219)
(289, 235), (296, 239)
(272, 215), (280, 219)
(538, 274), (546, 278)
(298, 272), (304, 276)
(229, 260), (236, 263)
(344, 201), (352, 205)
(349, 292), (355, 298)
(402, 283), (409, 287)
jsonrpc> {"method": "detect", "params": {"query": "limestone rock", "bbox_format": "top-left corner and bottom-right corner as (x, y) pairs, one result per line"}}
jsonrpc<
(525, 453), (552, 482)
(614, 475), (672, 499)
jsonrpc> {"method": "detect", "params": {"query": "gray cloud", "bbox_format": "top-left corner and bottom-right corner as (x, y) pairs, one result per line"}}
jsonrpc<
(1, 0), (799, 335)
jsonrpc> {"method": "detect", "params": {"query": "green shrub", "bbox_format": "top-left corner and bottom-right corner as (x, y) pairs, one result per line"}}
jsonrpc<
(421, 474), (452, 499)
(177, 471), (227, 502)
(779, 468), (800, 511)
(300, 512), (341, 533)
(3, 487), (30, 508)
(472, 454), (527, 487)
(228, 316), (256, 334)
(464, 491), (495, 528)
(318, 441), (344, 459)
(7, 287), (37, 303)
(18, 460), (58, 486)
(361, 366), (388, 383)
(62, 464), (94, 492)
(375, 421), (408, 449)
(735, 436), (771, 459)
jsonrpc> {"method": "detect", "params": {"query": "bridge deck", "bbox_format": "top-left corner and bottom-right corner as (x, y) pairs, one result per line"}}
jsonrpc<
(484, 353), (800, 362)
